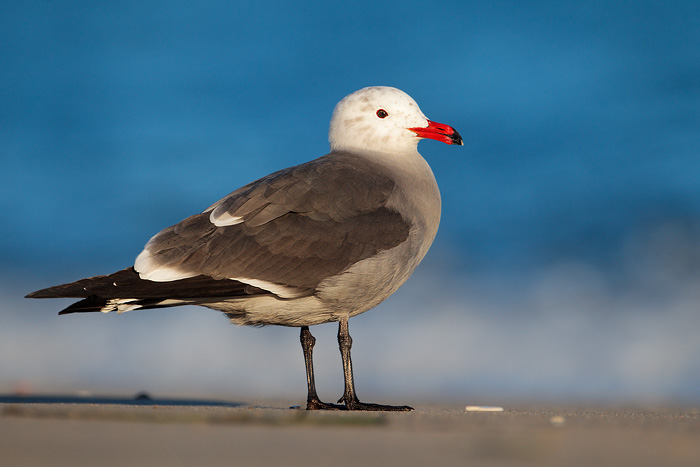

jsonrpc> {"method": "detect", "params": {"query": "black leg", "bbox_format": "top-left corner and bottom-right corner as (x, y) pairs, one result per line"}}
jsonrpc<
(335, 317), (413, 411)
(300, 326), (343, 410)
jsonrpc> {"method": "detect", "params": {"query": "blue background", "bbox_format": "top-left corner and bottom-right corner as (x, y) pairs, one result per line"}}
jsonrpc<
(3, 1), (700, 405)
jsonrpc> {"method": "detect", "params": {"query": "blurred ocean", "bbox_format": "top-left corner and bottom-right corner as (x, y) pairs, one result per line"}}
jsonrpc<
(2, 0), (699, 404)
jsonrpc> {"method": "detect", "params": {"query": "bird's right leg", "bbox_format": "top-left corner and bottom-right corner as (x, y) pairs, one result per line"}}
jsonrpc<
(335, 317), (413, 411)
(300, 326), (344, 410)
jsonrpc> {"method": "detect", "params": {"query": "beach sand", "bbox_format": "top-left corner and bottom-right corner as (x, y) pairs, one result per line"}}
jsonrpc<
(2, 396), (699, 466)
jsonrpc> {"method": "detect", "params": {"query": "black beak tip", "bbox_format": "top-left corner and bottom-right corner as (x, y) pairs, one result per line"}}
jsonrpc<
(451, 130), (463, 146)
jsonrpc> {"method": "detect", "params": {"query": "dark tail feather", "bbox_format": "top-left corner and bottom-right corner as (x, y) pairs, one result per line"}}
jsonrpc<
(27, 266), (272, 315)
(26, 267), (268, 300)
(58, 295), (109, 314)
(57, 296), (179, 315)
(26, 267), (148, 299)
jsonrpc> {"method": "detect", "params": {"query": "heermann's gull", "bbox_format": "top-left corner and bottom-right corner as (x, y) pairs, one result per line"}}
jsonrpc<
(26, 86), (463, 411)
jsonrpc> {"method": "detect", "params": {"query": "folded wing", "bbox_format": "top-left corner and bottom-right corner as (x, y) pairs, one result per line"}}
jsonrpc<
(135, 152), (411, 298)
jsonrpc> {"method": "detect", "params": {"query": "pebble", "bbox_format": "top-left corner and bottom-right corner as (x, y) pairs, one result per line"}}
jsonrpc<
(465, 406), (504, 412)
(550, 415), (566, 426)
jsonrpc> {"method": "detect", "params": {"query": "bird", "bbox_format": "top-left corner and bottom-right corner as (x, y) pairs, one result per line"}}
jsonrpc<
(26, 86), (463, 411)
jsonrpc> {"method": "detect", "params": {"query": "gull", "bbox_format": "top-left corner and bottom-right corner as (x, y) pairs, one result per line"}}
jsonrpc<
(27, 86), (463, 411)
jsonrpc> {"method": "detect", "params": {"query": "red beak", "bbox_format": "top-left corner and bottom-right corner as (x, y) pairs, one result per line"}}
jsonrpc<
(408, 120), (463, 146)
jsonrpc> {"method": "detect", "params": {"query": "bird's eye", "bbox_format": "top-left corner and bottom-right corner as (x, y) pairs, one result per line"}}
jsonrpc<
(376, 109), (388, 119)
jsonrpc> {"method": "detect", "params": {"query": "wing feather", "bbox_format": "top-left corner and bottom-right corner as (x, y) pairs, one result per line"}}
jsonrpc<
(135, 152), (411, 292)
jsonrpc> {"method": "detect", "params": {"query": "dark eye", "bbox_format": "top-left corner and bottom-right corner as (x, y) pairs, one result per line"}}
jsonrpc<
(376, 109), (388, 119)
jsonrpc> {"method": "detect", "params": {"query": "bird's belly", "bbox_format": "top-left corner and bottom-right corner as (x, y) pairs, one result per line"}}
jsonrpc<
(211, 227), (430, 327)
(315, 228), (429, 317)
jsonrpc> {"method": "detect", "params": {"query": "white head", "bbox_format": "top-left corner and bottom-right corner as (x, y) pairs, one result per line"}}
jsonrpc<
(328, 86), (462, 155)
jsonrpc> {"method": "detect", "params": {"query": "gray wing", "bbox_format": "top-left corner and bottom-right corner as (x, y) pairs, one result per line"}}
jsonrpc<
(134, 152), (411, 297)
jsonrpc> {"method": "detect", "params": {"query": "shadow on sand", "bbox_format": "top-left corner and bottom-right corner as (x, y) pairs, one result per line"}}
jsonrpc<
(0, 393), (244, 407)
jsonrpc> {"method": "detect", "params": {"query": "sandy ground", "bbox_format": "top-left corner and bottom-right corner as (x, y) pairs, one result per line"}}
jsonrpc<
(2, 395), (699, 466)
